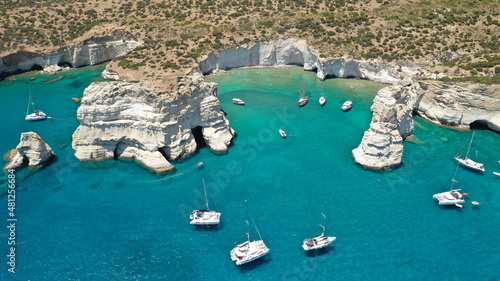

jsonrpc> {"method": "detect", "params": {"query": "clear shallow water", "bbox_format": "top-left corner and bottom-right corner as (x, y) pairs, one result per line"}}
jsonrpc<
(0, 66), (499, 280)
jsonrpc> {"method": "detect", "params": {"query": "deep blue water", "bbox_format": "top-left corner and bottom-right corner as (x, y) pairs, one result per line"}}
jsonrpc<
(1, 66), (499, 280)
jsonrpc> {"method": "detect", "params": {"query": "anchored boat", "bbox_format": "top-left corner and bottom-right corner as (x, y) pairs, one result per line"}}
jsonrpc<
(454, 132), (485, 172)
(230, 201), (269, 265)
(25, 91), (46, 121)
(302, 202), (336, 251)
(189, 178), (221, 225)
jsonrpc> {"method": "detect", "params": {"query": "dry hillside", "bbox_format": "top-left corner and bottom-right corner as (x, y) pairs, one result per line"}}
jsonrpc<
(1, 0), (499, 83)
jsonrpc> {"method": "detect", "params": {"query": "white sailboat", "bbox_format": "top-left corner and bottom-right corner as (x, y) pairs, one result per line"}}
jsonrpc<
(433, 163), (467, 207)
(230, 201), (269, 265)
(454, 132), (485, 172)
(189, 178), (221, 225)
(25, 91), (47, 121)
(302, 202), (336, 251)
(319, 94), (326, 106)
(298, 86), (308, 107)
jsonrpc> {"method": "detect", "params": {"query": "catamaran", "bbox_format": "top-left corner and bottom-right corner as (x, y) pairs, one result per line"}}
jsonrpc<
(25, 91), (46, 121)
(302, 202), (336, 251)
(433, 163), (467, 207)
(454, 132), (485, 172)
(189, 178), (221, 225)
(230, 201), (269, 265)
(298, 86), (308, 107)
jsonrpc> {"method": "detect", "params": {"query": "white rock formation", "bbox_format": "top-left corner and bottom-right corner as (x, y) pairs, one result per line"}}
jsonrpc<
(102, 69), (120, 80)
(4, 132), (55, 170)
(198, 38), (423, 85)
(412, 81), (500, 132)
(352, 86), (414, 169)
(0, 35), (141, 77)
(72, 72), (235, 173)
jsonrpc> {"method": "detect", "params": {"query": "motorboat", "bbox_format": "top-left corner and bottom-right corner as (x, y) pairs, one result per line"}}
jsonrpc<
(233, 98), (245, 105)
(319, 95), (326, 106)
(454, 132), (485, 172)
(230, 201), (269, 265)
(341, 98), (352, 111)
(25, 91), (47, 121)
(279, 129), (286, 138)
(190, 179), (221, 225)
(302, 202), (336, 251)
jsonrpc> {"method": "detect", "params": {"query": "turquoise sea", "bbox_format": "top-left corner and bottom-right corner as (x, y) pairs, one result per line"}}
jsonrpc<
(1, 66), (499, 280)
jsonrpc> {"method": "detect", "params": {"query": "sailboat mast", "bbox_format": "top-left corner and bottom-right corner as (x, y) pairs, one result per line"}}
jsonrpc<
(245, 200), (250, 243)
(465, 132), (475, 158)
(202, 178), (209, 210)
(450, 162), (460, 190)
(27, 91), (32, 115)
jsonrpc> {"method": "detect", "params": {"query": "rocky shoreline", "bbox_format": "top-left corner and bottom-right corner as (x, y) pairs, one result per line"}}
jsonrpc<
(4, 37), (499, 172)
(0, 30), (140, 79)
(71, 73), (234, 173)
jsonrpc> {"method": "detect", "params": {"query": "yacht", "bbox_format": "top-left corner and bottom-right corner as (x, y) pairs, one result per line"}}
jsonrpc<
(454, 132), (485, 172)
(433, 164), (467, 207)
(279, 129), (286, 138)
(190, 179), (221, 225)
(302, 202), (336, 251)
(233, 98), (245, 105)
(341, 98), (352, 111)
(230, 201), (269, 265)
(25, 91), (47, 121)
(298, 86), (308, 107)
(319, 95), (326, 106)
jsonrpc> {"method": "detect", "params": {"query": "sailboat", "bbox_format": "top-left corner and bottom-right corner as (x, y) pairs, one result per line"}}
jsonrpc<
(302, 202), (336, 251)
(25, 91), (47, 121)
(319, 94), (326, 106)
(189, 178), (221, 225)
(298, 86), (308, 107)
(454, 132), (485, 172)
(230, 201), (269, 265)
(433, 163), (467, 207)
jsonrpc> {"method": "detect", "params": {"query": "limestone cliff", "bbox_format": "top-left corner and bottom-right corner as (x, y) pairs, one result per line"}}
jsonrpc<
(412, 81), (500, 132)
(352, 80), (500, 170)
(352, 86), (414, 169)
(4, 132), (55, 170)
(72, 72), (235, 173)
(0, 32), (140, 78)
(198, 38), (422, 85)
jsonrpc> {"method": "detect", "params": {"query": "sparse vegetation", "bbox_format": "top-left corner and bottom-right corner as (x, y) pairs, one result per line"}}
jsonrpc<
(0, 0), (499, 81)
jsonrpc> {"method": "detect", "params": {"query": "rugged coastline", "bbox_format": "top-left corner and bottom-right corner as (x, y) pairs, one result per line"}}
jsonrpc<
(0, 28), (140, 79)
(5, 37), (498, 172)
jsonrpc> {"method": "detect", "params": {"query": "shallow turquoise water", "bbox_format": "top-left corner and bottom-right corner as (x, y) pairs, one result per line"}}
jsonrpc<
(0, 66), (499, 280)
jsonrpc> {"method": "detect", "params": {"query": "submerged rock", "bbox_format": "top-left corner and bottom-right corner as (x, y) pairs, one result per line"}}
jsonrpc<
(4, 132), (55, 170)
(72, 71), (235, 173)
